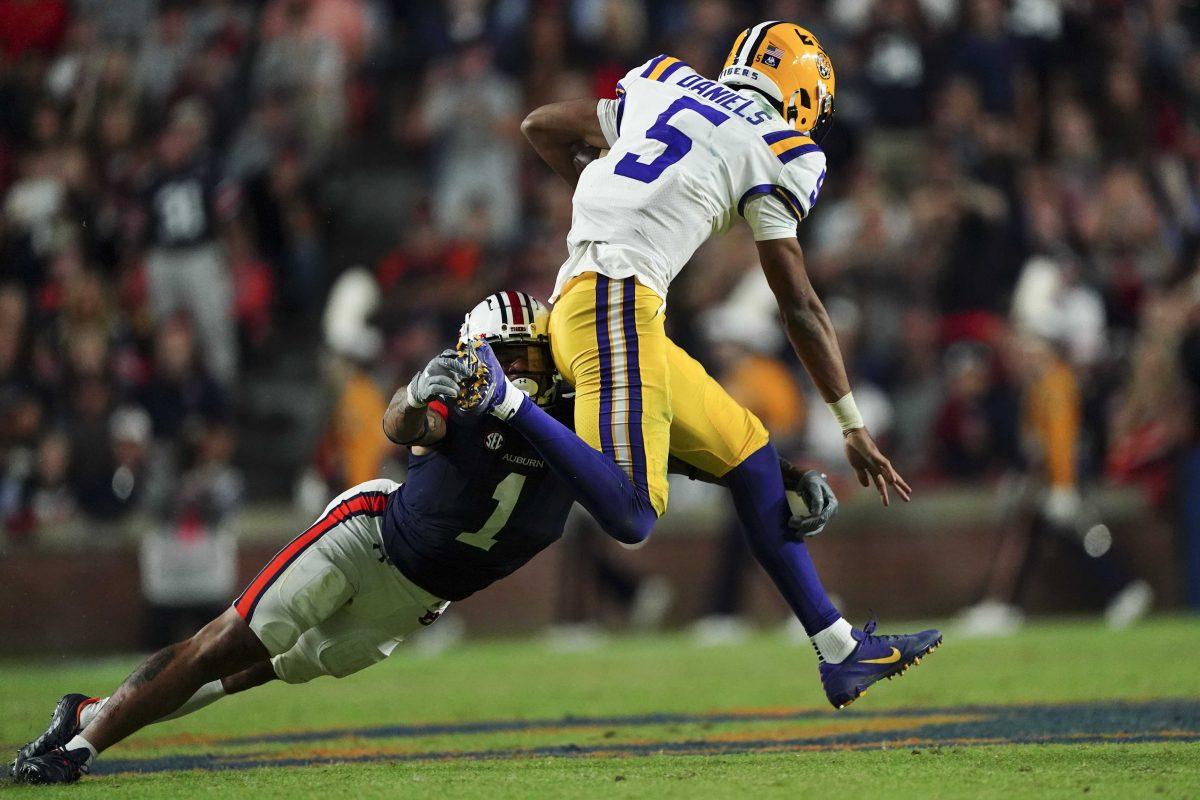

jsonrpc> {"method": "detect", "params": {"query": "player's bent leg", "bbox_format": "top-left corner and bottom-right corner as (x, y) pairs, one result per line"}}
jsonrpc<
(14, 483), (397, 784)
(663, 341), (842, 632)
(549, 272), (672, 516)
(273, 571), (451, 685)
(79, 607), (269, 752)
(12, 657), (275, 774)
(77, 673), (246, 734)
(542, 273), (676, 544)
(13, 609), (269, 785)
(662, 340), (942, 708)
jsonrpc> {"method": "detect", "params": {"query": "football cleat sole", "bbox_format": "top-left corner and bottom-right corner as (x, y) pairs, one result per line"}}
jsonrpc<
(835, 637), (943, 710)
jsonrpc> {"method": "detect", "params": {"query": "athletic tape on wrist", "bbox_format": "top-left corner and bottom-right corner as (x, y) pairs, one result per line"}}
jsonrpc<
(827, 392), (864, 433)
(491, 381), (526, 421)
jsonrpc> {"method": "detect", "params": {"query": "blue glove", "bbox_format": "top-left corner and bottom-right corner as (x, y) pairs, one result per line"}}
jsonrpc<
(786, 470), (838, 538)
(457, 339), (524, 420)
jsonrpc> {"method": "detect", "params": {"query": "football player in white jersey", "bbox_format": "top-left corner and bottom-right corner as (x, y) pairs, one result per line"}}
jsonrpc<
(517, 22), (941, 708)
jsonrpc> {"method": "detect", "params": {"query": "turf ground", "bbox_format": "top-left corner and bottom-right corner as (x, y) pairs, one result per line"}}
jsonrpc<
(2, 616), (1198, 798)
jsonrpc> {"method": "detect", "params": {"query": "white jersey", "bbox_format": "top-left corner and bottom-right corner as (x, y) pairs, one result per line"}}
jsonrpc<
(551, 55), (828, 302)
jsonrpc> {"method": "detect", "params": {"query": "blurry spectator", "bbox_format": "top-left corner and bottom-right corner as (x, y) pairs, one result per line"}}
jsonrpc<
(699, 269), (805, 447)
(139, 315), (229, 444)
(957, 334), (1152, 636)
(414, 40), (522, 243)
(139, 419), (242, 647)
(107, 405), (153, 516)
(375, 198), (489, 332)
(1109, 270), (1200, 608)
(240, 145), (326, 315)
(140, 101), (238, 385)
(931, 342), (1017, 479)
(254, 0), (348, 160)
(226, 231), (277, 357)
(0, 284), (28, 393)
(72, 0), (156, 42)
(304, 267), (389, 496)
(951, 0), (1017, 116)
(1179, 318), (1200, 609)
(0, 0), (68, 64)
(133, 4), (196, 104)
(4, 429), (73, 542)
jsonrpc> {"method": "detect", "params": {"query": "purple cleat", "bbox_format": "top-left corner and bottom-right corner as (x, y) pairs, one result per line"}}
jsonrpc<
(820, 620), (943, 709)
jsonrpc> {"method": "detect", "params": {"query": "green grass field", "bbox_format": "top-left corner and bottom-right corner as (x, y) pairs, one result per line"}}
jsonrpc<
(2, 616), (1198, 798)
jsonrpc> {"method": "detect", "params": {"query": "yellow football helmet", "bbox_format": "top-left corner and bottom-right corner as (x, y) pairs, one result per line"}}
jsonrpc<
(718, 21), (835, 138)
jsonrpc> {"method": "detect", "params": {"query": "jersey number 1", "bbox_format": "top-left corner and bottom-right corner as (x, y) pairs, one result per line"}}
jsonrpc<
(614, 96), (728, 184)
(456, 473), (526, 552)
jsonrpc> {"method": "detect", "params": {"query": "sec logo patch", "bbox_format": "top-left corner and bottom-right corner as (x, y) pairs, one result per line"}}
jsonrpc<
(485, 432), (504, 451)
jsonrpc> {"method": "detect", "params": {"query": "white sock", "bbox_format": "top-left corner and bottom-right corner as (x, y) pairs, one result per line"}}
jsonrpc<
(158, 679), (227, 722)
(810, 618), (857, 664)
(64, 735), (97, 763)
(79, 679), (227, 731)
(78, 697), (107, 728)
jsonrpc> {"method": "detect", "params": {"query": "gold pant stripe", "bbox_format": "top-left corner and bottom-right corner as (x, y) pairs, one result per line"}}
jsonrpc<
(550, 272), (768, 516)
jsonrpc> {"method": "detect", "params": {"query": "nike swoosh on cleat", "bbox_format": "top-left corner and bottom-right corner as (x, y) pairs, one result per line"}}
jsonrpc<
(859, 647), (901, 664)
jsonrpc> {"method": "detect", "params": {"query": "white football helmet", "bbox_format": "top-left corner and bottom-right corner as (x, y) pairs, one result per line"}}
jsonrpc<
(459, 291), (560, 406)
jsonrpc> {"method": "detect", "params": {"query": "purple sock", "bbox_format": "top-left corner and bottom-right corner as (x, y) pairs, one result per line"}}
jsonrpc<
(508, 398), (656, 544)
(723, 443), (842, 634)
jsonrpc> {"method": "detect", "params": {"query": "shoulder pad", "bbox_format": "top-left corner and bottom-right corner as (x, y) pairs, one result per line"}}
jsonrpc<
(761, 130), (822, 165)
(624, 54), (693, 85)
(738, 137), (828, 222)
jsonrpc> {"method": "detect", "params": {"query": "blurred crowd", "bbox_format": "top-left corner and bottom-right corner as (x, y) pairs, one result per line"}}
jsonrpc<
(1, 0), (1199, 616)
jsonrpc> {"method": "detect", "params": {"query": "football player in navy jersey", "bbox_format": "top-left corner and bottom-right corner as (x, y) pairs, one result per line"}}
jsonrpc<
(11, 291), (837, 784)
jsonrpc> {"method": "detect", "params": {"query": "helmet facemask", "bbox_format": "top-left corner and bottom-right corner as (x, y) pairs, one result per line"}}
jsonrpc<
(490, 340), (558, 407)
(786, 80), (835, 140)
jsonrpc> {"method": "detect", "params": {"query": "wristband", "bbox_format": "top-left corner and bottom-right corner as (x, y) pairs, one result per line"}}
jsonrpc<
(404, 385), (425, 410)
(490, 379), (526, 421)
(826, 392), (864, 434)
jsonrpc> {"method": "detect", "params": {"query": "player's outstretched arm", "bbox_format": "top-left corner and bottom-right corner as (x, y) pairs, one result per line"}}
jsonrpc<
(383, 350), (469, 447)
(521, 98), (609, 187)
(756, 236), (912, 506)
(460, 340), (656, 545)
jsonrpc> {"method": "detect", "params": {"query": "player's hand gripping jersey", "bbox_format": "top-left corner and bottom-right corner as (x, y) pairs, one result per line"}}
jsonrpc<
(552, 55), (827, 303)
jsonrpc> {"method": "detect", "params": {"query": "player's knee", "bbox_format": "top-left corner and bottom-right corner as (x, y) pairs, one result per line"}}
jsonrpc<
(607, 508), (655, 545)
(188, 610), (270, 679)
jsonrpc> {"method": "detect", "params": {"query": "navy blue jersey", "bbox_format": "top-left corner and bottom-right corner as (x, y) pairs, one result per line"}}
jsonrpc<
(143, 157), (221, 249)
(382, 400), (576, 601)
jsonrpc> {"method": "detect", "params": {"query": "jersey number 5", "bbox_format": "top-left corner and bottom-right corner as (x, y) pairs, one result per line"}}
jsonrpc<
(456, 473), (526, 552)
(614, 96), (728, 184)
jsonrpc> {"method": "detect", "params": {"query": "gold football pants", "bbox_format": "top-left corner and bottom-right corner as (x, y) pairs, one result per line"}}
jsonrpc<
(549, 272), (770, 515)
